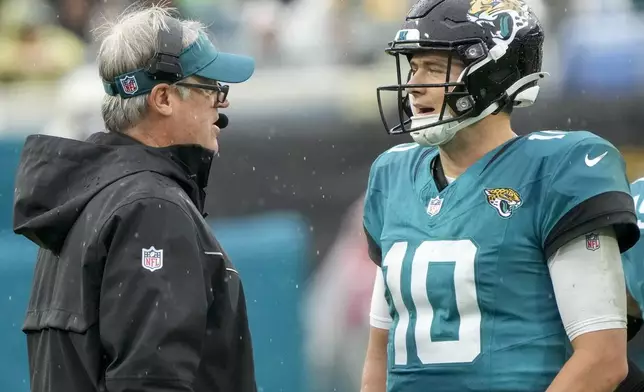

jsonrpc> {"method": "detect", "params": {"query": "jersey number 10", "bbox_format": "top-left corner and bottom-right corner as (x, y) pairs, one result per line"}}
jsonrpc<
(383, 240), (482, 365)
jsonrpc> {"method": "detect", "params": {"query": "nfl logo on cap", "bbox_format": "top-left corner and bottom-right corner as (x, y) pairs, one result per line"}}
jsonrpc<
(142, 246), (163, 272)
(120, 75), (139, 95)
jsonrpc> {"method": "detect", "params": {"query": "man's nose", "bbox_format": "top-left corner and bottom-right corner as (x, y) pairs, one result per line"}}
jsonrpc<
(406, 72), (426, 97)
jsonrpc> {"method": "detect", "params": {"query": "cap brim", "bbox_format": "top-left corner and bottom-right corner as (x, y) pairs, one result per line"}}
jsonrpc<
(195, 52), (255, 84)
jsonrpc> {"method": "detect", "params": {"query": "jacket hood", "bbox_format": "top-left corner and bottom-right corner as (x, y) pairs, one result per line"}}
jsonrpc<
(13, 131), (214, 254)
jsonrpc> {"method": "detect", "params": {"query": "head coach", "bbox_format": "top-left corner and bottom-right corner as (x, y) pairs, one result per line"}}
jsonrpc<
(12, 5), (258, 392)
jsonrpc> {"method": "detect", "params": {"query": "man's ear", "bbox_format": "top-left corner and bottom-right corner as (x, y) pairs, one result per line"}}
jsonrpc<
(147, 84), (173, 116)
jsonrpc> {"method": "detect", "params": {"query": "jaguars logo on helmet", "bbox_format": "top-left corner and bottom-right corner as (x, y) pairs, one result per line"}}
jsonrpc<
(484, 188), (522, 218)
(467, 0), (532, 45)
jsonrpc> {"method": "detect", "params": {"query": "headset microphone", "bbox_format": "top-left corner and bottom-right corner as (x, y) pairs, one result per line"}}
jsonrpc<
(215, 114), (229, 129)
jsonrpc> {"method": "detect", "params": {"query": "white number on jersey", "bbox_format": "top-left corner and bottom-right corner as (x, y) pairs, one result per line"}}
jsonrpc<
(527, 130), (568, 141)
(386, 143), (420, 153)
(383, 240), (481, 365)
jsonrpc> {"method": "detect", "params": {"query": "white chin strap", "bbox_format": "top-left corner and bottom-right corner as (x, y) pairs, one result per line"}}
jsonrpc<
(410, 71), (549, 147)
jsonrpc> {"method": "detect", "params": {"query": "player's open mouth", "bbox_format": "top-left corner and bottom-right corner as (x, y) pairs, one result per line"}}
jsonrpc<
(415, 106), (435, 116)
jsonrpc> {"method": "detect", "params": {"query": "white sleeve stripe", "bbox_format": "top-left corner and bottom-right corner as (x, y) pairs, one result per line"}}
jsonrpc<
(370, 314), (393, 323)
(565, 316), (626, 341)
(370, 315), (393, 330)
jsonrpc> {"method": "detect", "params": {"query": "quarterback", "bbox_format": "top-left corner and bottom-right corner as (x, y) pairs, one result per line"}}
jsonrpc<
(621, 179), (644, 392)
(360, 1), (640, 391)
(624, 178), (644, 320)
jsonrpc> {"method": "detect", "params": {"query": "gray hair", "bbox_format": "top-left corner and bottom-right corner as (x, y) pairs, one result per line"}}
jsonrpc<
(94, 5), (209, 133)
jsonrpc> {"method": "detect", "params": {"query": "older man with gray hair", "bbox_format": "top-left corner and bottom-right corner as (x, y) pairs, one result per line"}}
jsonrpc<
(12, 5), (257, 392)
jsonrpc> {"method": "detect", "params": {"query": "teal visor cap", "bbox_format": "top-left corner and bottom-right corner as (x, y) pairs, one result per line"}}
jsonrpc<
(103, 33), (255, 98)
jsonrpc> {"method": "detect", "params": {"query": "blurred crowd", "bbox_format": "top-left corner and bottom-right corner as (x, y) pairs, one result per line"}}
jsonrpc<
(0, 0), (413, 83)
(2, 0), (644, 95)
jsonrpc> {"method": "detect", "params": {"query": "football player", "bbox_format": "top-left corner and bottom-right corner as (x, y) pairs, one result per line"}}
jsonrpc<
(360, 1), (640, 391)
(624, 179), (644, 323)
(618, 179), (644, 391)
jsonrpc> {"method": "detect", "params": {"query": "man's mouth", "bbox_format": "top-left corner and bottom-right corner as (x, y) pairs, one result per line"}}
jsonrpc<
(414, 106), (436, 116)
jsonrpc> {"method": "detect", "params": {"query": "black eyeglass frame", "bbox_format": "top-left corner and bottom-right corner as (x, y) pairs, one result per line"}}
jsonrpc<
(175, 81), (229, 103)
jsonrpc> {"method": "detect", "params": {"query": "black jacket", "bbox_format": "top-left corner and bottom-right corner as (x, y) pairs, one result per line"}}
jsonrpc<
(13, 131), (257, 392)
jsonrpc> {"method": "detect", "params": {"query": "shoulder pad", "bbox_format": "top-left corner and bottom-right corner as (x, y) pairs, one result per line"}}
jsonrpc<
(523, 130), (612, 161)
(372, 142), (426, 167)
(368, 142), (435, 191)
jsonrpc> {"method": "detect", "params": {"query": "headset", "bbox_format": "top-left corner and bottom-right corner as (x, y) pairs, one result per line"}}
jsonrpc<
(145, 16), (185, 84)
(144, 17), (230, 129)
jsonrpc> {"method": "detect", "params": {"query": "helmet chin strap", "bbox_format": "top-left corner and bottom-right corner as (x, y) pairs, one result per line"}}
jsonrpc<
(410, 103), (499, 146)
(410, 71), (549, 147)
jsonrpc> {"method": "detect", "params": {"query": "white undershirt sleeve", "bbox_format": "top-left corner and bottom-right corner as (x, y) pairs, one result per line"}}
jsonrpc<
(370, 267), (393, 330)
(548, 226), (627, 342)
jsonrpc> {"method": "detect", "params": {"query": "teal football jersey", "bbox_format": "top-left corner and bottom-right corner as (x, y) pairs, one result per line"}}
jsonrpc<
(624, 179), (644, 315)
(623, 178), (644, 366)
(363, 130), (639, 392)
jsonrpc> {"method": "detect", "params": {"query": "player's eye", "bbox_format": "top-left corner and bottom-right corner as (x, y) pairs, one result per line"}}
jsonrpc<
(427, 65), (446, 74)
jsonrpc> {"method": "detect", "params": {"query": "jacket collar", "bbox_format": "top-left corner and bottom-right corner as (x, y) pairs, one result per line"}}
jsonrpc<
(98, 131), (215, 212)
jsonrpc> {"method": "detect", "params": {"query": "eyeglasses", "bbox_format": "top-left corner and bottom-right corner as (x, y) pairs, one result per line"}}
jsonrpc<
(175, 81), (229, 104)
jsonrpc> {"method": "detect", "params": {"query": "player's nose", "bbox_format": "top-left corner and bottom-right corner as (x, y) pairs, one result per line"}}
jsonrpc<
(406, 71), (431, 100)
